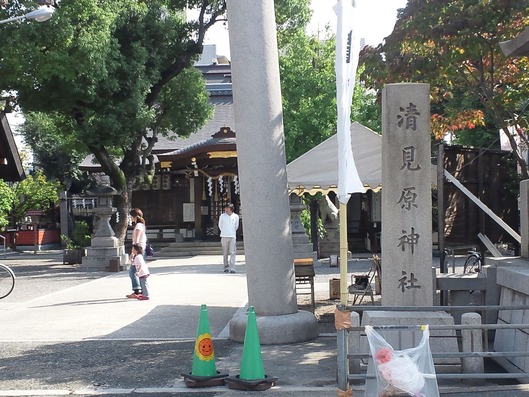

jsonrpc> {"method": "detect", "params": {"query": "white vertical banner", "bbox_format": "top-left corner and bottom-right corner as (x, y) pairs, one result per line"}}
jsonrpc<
(334, 0), (365, 204)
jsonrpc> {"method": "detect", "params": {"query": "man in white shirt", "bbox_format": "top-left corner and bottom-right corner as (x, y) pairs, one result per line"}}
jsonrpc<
(218, 203), (239, 273)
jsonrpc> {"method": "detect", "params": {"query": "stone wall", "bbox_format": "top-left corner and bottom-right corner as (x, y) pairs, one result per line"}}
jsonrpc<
(493, 258), (529, 373)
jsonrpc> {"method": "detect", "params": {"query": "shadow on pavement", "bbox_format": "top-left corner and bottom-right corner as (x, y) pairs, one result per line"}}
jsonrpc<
(0, 338), (230, 390)
(97, 304), (239, 340)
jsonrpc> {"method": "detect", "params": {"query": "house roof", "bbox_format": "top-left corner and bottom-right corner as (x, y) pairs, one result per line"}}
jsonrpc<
(500, 26), (529, 57)
(287, 121), (438, 195)
(157, 127), (237, 177)
(159, 126), (236, 159)
(286, 122), (383, 194)
(152, 95), (234, 154)
(80, 68), (235, 172)
(0, 113), (25, 182)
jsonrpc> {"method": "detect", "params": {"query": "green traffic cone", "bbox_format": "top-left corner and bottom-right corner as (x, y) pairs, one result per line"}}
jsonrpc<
(191, 304), (217, 377)
(239, 306), (265, 381)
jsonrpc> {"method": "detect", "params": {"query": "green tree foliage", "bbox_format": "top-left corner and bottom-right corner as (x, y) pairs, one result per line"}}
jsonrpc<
(10, 171), (60, 227)
(360, 0), (529, 178)
(275, 0), (312, 48)
(0, 180), (15, 229)
(0, 0), (311, 242)
(0, 0), (219, 241)
(62, 220), (91, 249)
(280, 29), (381, 162)
(21, 112), (85, 186)
(280, 31), (338, 162)
(351, 68), (381, 133)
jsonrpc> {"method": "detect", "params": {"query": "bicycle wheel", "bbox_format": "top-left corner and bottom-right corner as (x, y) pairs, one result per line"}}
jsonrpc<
(0, 263), (15, 299)
(463, 255), (481, 274)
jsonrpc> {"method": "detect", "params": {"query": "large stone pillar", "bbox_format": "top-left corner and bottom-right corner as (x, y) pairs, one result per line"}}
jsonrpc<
(226, 0), (318, 344)
(381, 83), (433, 306)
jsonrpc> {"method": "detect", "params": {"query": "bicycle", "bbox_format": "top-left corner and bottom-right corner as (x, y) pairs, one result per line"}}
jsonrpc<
(463, 250), (482, 274)
(0, 263), (15, 299)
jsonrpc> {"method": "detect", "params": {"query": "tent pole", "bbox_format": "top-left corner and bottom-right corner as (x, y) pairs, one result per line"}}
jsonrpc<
(340, 201), (349, 305)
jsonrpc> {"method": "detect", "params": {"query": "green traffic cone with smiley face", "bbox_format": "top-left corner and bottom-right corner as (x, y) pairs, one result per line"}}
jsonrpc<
(192, 304), (217, 376)
(183, 304), (227, 387)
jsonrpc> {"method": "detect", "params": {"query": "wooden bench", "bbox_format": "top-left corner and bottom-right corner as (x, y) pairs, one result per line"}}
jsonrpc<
(294, 258), (315, 310)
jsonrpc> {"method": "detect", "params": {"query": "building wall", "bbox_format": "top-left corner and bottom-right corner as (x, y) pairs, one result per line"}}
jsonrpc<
(132, 178), (189, 228)
(443, 146), (519, 248)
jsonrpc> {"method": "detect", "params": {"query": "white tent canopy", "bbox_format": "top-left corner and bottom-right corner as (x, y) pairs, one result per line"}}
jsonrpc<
(287, 122), (382, 194)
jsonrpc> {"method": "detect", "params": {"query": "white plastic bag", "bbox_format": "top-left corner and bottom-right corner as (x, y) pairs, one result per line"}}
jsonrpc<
(365, 325), (439, 397)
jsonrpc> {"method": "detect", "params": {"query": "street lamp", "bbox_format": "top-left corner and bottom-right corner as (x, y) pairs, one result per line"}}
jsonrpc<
(0, 5), (55, 25)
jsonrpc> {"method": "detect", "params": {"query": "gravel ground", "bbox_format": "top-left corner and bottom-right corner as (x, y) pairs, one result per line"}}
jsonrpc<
(0, 250), (105, 304)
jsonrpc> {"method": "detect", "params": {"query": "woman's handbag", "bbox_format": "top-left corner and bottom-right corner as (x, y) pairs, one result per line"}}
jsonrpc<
(145, 242), (154, 257)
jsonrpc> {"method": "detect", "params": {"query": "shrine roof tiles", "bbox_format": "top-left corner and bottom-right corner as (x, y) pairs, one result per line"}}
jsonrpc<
(153, 96), (234, 153)
(0, 113), (25, 181)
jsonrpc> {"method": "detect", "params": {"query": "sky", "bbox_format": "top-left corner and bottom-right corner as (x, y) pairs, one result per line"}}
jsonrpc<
(202, 0), (408, 58)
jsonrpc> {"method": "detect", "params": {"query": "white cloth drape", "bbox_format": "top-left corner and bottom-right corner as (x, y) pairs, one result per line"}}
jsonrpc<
(334, 0), (365, 204)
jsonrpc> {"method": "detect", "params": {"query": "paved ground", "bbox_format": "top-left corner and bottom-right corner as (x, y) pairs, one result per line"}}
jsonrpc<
(0, 250), (528, 396)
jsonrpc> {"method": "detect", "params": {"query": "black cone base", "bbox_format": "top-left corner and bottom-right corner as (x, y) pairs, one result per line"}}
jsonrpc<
(225, 375), (278, 391)
(182, 372), (228, 388)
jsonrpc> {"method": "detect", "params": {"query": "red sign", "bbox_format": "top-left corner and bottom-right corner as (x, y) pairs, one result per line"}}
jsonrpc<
(26, 210), (43, 216)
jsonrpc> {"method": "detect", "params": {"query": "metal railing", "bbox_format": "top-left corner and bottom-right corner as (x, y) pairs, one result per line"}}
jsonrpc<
(337, 304), (529, 392)
(67, 196), (98, 216)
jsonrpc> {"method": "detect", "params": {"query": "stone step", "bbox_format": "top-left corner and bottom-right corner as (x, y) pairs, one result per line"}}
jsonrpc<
(293, 244), (315, 253)
(168, 241), (244, 248)
(162, 246), (244, 252)
(154, 251), (193, 257)
(156, 250), (245, 257)
(156, 241), (245, 257)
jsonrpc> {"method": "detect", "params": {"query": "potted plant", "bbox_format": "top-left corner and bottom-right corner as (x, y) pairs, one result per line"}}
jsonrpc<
(62, 221), (91, 265)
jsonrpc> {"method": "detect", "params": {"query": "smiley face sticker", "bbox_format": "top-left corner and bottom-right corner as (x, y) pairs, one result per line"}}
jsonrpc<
(195, 333), (214, 361)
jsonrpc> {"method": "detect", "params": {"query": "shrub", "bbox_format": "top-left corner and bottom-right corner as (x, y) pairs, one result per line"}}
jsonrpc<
(62, 220), (91, 249)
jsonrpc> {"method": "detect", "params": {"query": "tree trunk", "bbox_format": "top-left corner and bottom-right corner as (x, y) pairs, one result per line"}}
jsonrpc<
(477, 81), (529, 180)
(89, 143), (140, 245)
(500, 125), (529, 179)
(309, 199), (319, 253)
(113, 185), (132, 245)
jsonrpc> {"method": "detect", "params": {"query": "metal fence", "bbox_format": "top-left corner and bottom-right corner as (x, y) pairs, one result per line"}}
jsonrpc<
(337, 304), (529, 393)
(61, 195), (98, 237)
(67, 196), (97, 217)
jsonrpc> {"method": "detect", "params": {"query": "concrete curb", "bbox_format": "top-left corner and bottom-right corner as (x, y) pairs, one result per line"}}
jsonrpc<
(2, 384), (529, 396)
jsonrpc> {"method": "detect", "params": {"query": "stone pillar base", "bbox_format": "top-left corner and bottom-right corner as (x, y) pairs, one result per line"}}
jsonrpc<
(82, 243), (126, 272)
(229, 310), (318, 344)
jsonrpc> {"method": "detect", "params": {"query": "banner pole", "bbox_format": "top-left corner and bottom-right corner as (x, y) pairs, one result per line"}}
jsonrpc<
(340, 201), (349, 305)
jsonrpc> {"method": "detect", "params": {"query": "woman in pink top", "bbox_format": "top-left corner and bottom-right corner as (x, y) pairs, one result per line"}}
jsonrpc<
(127, 208), (147, 298)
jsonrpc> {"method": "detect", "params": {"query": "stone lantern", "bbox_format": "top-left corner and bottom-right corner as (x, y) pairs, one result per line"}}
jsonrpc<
(289, 193), (317, 262)
(81, 185), (127, 271)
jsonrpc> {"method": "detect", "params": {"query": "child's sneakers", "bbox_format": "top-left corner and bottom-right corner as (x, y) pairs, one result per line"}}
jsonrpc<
(137, 295), (150, 300)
